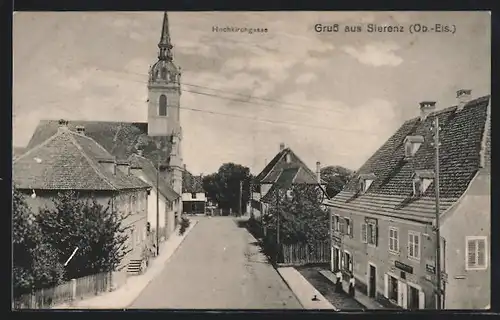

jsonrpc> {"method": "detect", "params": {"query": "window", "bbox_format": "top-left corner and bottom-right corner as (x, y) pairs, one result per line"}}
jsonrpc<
(333, 215), (340, 232)
(466, 236), (488, 270)
(159, 94), (168, 116)
(412, 170), (434, 197)
(362, 220), (378, 246)
(358, 173), (376, 193)
(344, 217), (352, 236)
(192, 193), (197, 199)
(389, 227), (399, 253)
(343, 251), (353, 272)
(160, 67), (167, 79)
(404, 135), (424, 158)
(408, 231), (421, 260)
(389, 275), (398, 302)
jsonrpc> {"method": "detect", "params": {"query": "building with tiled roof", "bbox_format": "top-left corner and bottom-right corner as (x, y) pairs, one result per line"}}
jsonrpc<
(128, 151), (180, 241)
(24, 12), (184, 221)
(181, 168), (207, 215)
(253, 143), (327, 217)
(14, 119), (152, 274)
(325, 90), (490, 310)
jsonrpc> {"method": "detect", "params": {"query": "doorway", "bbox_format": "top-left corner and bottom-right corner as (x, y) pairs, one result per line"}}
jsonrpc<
(333, 247), (341, 270)
(408, 285), (419, 310)
(369, 264), (376, 298)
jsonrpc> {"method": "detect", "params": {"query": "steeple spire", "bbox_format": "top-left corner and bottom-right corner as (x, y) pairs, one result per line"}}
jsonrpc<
(158, 12), (173, 61)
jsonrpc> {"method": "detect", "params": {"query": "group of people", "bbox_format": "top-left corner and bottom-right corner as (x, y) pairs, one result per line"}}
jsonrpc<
(334, 269), (356, 297)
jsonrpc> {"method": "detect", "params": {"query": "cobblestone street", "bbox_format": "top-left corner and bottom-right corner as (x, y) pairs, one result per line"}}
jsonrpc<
(129, 217), (302, 309)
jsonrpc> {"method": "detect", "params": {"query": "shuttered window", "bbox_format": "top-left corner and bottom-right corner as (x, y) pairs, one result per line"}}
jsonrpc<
(361, 223), (367, 243)
(367, 222), (377, 246)
(466, 236), (488, 270)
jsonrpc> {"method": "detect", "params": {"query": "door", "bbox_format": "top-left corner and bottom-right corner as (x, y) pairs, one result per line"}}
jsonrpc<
(335, 248), (341, 270)
(399, 282), (408, 309)
(369, 265), (376, 298)
(408, 285), (420, 310)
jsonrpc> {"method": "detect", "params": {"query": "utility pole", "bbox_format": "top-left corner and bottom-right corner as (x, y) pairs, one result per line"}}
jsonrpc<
(329, 208), (333, 272)
(250, 181), (254, 219)
(276, 189), (280, 263)
(432, 116), (442, 310)
(156, 154), (160, 257)
(239, 180), (243, 217)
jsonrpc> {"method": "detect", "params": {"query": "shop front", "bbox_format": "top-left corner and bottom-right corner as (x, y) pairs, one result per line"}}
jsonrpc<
(384, 260), (425, 309)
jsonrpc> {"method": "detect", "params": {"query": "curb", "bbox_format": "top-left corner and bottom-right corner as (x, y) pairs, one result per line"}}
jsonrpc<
(125, 220), (198, 308)
(275, 268), (305, 309)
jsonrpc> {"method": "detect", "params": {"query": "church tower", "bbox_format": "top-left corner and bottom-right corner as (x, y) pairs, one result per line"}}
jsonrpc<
(147, 12), (183, 199)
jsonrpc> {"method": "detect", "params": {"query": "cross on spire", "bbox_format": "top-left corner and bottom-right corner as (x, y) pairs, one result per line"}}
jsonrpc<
(158, 12), (173, 61)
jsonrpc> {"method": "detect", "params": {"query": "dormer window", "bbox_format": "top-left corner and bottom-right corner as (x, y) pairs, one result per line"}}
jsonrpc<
(404, 135), (424, 159)
(412, 170), (434, 197)
(358, 173), (376, 194)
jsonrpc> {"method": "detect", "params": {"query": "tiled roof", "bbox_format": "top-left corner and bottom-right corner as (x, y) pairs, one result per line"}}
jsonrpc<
(254, 147), (324, 185)
(14, 128), (151, 191)
(327, 95), (490, 221)
(182, 173), (205, 193)
(26, 120), (173, 169)
(261, 167), (328, 203)
(128, 153), (180, 201)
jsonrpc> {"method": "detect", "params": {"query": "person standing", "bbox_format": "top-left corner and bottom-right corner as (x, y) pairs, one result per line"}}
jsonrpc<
(349, 272), (356, 297)
(335, 269), (343, 293)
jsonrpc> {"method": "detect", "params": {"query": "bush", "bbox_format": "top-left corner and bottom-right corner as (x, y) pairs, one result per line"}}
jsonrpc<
(179, 216), (191, 235)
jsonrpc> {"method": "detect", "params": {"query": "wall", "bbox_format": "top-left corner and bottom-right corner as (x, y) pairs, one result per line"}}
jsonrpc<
(147, 188), (167, 230)
(440, 170), (490, 309)
(147, 85), (181, 137)
(182, 192), (207, 201)
(330, 207), (436, 309)
(112, 189), (148, 270)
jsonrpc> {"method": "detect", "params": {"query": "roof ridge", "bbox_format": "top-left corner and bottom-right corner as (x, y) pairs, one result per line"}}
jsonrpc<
(287, 148), (318, 178)
(14, 129), (64, 164)
(479, 97), (491, 168)
(66, 132), (117, 190)
(70, 130), (115, 158)
(260, 151), (287, 182)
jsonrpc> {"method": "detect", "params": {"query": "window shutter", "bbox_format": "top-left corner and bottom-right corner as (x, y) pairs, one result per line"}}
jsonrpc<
(350, 219), (354, 238)
(350, 255), (353, 272)
(419, 290), (425, 309)
(384, 274), (389, 298)
(362, 223), (367, 243)
(477, 239), (486, 267)
(467, 239), (476, 268)
(374, 225), (379, 246)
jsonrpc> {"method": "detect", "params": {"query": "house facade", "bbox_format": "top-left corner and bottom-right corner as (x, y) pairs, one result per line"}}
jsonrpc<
(24, 12), (183, 222)
(182, 172), (207, 214)
(325, 91), (490, 310)
(13, 120), (152, 274)
(129, 151), (180, 241)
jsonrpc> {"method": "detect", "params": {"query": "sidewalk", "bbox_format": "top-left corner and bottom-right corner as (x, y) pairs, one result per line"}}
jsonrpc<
(53, 220), (198, 309)
(318, 270), (384, 309)
(277, 267), (337, 310)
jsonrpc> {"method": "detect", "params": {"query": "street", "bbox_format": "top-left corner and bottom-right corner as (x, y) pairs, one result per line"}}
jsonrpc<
(129, 216), (302, 309)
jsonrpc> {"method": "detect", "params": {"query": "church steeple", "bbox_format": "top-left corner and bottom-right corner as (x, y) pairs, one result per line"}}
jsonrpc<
(158, 12), (173, 61)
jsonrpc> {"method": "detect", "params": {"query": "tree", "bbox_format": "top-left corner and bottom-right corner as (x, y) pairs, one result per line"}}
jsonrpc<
(202, 163), (253, 213)
(37, 191), (131, 280)
(13, 188), (64, 297)
(263, 185), (329, 246)
(320, 165), (354, 198)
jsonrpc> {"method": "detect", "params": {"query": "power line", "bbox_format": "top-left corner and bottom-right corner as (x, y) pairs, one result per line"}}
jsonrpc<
(90, 66), (344, 114)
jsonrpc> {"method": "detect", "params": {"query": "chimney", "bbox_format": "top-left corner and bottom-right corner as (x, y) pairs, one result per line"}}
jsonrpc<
(316, 161), (321, 183)
(116, 160), (131, 175)
(457, 89), (472, 111)
(184, 164), (187, 171)
(419, 101), (436, 121)
(280, 143), (285, 152)
(75, 125), (85, 135)
(58, 119), (69, 132)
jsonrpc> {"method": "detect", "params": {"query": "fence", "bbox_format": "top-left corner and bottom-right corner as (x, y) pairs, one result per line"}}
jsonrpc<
(281, 241), (331, 266)
(13, 270), (127, 309)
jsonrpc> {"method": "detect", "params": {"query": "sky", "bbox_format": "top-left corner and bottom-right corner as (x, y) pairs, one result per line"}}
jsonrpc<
(13, 11), (490, 175)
